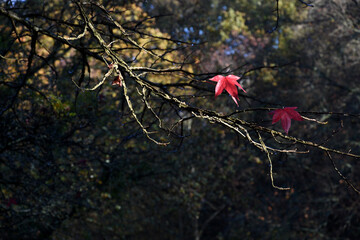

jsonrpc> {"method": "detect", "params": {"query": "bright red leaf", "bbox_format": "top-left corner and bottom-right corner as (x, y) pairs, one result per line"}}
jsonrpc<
(269, 107), (303, 134)
(209, 75), (246, 106)
(112, 75), (122, 87)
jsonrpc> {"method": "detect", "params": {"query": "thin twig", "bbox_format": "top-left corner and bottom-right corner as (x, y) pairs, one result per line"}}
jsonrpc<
(122, 78), (169, 146)
(72, 65), (114, 91)
(302, 116), (328, 124)
(268, 0), (280, 33)
(258, 131), (290, 190)
(326, 151), (360, 194)
(298, 0), (314, 7)
(58, 25), (88, 41)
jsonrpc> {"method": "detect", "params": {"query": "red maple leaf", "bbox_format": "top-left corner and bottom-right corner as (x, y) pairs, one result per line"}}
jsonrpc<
(269, 107), (303, 134)
(209, 75), (247, 106)
(112, 75), (122, 87)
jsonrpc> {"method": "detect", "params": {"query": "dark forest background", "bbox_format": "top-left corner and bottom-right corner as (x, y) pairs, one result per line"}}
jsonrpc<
(1, 0), (360, 239)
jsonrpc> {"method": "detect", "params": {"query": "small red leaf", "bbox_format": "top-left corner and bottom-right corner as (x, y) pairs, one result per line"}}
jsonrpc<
(209, 75), (246, 106)
(269, 107), (303, 134)
(112, 75), (122, 87)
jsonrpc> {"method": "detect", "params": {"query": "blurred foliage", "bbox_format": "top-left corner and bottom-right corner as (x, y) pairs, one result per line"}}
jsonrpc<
(1, 0), (360, 239)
